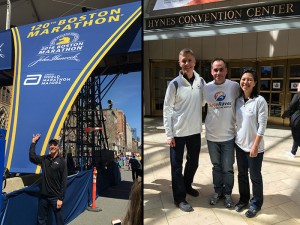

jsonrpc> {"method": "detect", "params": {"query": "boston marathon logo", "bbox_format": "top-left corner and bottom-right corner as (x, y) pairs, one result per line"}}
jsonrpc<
(0, 43), (5, 58)
(28, 32), (83, 67)
(208, 91), (232, 108)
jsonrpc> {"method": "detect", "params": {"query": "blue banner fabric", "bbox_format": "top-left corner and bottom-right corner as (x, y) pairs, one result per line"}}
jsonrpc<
(5, 1), (141, 173)
(1, 170), (92, 225)
(0, 30), (13, 70)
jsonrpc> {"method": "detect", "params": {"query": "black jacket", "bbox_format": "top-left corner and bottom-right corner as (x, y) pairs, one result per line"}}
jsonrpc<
(282, 93), (300, 127)
(29, 143), (67, 200)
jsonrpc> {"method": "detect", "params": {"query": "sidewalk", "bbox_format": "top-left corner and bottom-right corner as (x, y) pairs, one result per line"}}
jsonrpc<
(144, 117), (300, 225)
(68, 167), (133, 225)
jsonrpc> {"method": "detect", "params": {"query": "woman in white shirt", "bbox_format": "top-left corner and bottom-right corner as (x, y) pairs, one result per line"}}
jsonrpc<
(234, 69), (268, 218)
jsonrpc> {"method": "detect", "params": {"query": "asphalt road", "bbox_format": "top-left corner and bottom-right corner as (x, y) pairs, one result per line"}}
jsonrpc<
(68, 166), (134, 225)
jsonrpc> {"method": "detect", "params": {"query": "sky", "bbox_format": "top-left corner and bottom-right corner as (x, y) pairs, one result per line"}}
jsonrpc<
(101, 71), (142, 141)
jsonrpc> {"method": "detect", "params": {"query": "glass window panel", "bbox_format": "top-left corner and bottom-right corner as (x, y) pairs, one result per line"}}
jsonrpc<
(290, 65), (300, 77)
(260, 92), (270, 103)
(230, 68), (240, 78)
(155, 98), (163, 110)
(261, 66), (271, 78)
(260, 80), (270, 90)
(270, 105), (282, 117)
(272, 80), (283, 91)
(271, 93), (280, 104)
(272, 66), (284, 78)
(289, 80), (300, 91)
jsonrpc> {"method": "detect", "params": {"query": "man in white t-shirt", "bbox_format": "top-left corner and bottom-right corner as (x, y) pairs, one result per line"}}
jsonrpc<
(203, 58), (240, 208)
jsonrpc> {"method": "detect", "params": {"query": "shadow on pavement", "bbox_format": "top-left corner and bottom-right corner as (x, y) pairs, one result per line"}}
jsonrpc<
(100, 180), (133, 200)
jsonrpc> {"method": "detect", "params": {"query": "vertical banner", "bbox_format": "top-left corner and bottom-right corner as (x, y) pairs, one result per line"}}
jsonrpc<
(5, 1), (141, 173)
(0, 30), (13, 70)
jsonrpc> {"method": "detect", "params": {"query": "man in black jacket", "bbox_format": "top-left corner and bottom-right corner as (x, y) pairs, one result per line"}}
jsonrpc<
(29, 134), (67, 225)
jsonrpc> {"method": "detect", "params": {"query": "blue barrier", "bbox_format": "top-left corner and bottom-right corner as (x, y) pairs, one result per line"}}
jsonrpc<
(0, 164), (120, 224)
(0, 129), (6, 212)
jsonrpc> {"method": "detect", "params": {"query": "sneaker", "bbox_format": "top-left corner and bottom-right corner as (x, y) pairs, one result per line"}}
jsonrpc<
(175, 201), (193, 212)
(235, 201), (248, 212)
(209, 193), (223, 205)
(288, 151), (296, 158)
(224, 194), (234, 208)
(245, 207), (260, 218)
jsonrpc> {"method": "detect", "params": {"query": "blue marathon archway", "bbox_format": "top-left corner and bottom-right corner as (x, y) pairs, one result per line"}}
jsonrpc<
(0, 1), (141, 224)
(4, 1), (141, 174)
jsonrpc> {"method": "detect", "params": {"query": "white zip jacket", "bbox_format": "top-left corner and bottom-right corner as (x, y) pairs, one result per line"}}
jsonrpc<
(235, 95), (268, 153)
(204, 79), (240, 142)
(163, 71), (206, 139)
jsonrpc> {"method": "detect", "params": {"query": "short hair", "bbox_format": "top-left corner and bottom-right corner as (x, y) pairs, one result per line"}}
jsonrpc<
(179, 48), (195, 57)
(211, 57), (227, 68)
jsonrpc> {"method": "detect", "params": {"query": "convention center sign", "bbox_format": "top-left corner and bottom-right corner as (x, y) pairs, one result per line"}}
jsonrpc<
(5, 1), (141, 173)
(146, 1), (300, 30)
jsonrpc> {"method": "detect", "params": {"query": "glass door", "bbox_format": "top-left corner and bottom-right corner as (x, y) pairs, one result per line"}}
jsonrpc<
(258, 60), (287, 125)
(284, 59), (300, 126)
(150, 61), (177, 116)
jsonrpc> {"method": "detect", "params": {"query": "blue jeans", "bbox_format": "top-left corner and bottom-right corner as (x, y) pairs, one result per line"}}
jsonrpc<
(170, 133), (201, 204)
(235, 144), (264, 210)
(207, 138), (235, 195)
(37, 195), (64, 225)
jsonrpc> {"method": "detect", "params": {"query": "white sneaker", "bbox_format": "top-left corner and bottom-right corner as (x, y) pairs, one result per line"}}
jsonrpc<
(288, 151), (296, 158)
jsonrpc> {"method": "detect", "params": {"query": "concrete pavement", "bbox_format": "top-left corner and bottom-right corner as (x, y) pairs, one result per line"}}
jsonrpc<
(144, 116), (300, 225)
(68, 167), (134, 225)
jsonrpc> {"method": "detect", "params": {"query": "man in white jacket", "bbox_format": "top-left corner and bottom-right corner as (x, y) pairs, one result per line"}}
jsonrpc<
(163, 48), (205, 212)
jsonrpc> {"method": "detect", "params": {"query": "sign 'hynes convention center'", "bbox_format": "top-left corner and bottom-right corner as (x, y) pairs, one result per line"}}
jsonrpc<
(146, 2), (300, 30)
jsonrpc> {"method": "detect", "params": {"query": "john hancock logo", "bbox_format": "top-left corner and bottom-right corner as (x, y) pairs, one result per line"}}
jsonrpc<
(28, 32), (84, 67)
(0, 43), (5, 59)
(214, 91), (226, 101)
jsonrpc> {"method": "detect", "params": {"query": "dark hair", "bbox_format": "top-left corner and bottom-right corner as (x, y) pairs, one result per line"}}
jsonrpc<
(211, 57), (227, 68)
(239, 68), (259, 98)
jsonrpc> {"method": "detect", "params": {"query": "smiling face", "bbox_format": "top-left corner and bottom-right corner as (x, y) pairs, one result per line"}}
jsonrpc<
(178, 52), (196, 78)
(240, 72), (256, 96)
(49, 143), (59, 156)
(211, 60), (227, 85)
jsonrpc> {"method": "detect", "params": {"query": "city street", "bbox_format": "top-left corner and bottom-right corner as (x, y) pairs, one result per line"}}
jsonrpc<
(68, 166), (134, 225)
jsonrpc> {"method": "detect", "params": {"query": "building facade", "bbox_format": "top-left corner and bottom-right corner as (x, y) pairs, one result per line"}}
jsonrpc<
(144, 0), (300, 126)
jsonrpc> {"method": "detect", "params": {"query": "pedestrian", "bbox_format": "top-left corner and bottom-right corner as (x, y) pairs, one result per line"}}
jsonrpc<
(29, 134), (67, 225)
(163, 48), (206, 212)
(234, 68), (268, 218)
(203, 58), (240, 208)
(129, 155), (141, 181)
(282, 83), (300, 158)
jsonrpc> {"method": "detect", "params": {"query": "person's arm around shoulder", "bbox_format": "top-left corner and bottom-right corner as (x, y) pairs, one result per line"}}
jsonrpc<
(29, 133), (43, 165)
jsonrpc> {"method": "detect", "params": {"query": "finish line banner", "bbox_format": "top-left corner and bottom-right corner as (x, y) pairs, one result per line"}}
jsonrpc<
(5, 1), (141, 173)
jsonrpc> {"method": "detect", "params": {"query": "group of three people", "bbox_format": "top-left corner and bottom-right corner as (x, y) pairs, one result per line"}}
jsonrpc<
(163, 48), (268, 218)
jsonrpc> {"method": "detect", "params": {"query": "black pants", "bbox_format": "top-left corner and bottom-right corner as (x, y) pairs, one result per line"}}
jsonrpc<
(37, 195), (64, 225)
(291, 126), (300, 155)
(131, 168), (139, 181)
(170, 133), (201, 204)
